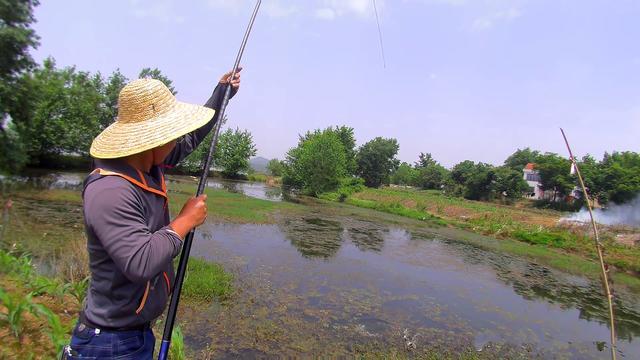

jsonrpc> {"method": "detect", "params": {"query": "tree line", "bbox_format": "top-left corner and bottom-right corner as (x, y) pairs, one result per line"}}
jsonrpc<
(267, 126), (640, 208)
(0, 0), (257, 177)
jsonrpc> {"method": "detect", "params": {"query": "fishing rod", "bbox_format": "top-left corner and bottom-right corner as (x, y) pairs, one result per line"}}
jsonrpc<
(158, 1), (262, 359)
(560, 128), (617, 360)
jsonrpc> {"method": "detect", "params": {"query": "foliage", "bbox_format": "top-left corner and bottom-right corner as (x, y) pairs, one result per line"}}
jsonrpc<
(214, 127), (257, 178)
(169, 326), (186, 360)
(504, 147), (541, 170)
(181, 257), (233, 303)
(138, 67), (176, 94)
(535, 153), (574, 201)
(597, 151), (640, 204)
(0, 0), (40, 126)
(319, 177), (365, 202)
(390, 162), (417, 186)
(31, 301), (67, 354)
(332, 126), (357, 175)
(100, 68), (128, 129)
(447, 161), (528, 201)
(491, 166), (529, 201)
(267, 158), (284, 177)
(0, 287), (34, 338)
(413, 153), (449, 190)
(282, 128), (347, 196)
(356, 137), (399, 188)
(8, 58), (104, 166)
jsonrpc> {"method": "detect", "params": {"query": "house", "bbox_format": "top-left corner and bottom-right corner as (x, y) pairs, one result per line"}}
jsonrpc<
(523, 163), (582, 201)
(523, 163), (546, 199)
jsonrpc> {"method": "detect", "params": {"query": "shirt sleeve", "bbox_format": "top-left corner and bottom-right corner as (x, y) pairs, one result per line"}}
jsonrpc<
(163, 82), (237, 167)
(85, 184), (183, 284)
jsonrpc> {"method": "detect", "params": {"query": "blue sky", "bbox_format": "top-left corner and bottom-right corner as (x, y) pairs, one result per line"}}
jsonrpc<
(32, 0), (639, 167)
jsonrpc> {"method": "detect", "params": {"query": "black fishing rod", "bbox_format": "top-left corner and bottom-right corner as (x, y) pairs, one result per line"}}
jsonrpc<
(158, 1), (261, 358)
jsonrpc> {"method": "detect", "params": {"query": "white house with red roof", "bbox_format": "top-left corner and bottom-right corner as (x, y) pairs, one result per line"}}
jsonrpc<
(523, 163), (545, 199)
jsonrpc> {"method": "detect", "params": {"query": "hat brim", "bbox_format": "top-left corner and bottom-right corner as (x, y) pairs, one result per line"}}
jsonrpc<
(90, 101), (216, 159)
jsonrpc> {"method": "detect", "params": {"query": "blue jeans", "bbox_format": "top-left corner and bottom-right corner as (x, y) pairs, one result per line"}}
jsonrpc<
(63, 322), (155, 359)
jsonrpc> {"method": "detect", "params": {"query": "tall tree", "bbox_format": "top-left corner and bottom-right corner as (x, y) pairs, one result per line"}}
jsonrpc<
(0, 0), (40, 122)
(214, 127), (257, 178)
(12, 58), (103, 164)
(100, 69), (128, 129)
(138, 67), (176, 94)
(282, 129), (347, 196)
(356, 137), (399, 188)
(504, 148), (541, 171)
(333, 126), (357, 175)
(414, 152), (449, 190)
(267, 158), (284, 177)
(492, 166), (529, 201)
(391, 162), (416, 186)
(0, 0), (40, 172)
(535, 153), (574, 202)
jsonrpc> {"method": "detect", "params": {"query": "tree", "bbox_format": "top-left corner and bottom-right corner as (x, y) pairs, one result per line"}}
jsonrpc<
(450, 160), (476, 185)
(267, 158), (284, 177)
(282, 129), (347, 196)
(535, 153), (574, 202)
(356, 137), (399, 188)
(214, 127), (257, 178)
(492, 166), (529, 201)
(11, 58), (104, 164)
(0, 0), (40, 125)
(414, 153), (449, 190)
(332, 126), (357, 175)
(100, 69), (128, 129)
(138, 67), (176, 94)
(391, 162), (416, 186)
(504, 148), (541, 171)
(597, 151), (640, 204)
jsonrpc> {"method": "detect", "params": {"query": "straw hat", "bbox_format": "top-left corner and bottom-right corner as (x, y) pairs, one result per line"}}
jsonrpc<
(90, 78), (215, 159)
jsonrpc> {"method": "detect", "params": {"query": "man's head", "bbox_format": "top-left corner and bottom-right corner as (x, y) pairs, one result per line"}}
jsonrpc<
(89, 78), (215, 160)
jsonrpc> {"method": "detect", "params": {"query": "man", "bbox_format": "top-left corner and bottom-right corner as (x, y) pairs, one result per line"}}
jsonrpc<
(64, 69), (241, 359)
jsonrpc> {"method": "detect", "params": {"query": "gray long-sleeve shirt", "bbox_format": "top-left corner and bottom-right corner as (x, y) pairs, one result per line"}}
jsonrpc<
(81, 83), (231, 329)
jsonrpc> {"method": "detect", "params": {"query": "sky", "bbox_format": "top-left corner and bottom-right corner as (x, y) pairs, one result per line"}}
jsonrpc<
(31, 0), (640, 167)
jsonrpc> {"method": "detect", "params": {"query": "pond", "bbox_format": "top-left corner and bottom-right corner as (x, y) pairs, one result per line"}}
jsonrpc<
(182, 208), (640, 358)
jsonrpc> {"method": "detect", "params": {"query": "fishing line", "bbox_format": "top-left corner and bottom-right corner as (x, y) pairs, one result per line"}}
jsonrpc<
(372, 0), (386, 68)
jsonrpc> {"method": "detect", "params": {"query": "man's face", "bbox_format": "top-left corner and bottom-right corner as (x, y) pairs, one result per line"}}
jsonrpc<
(152, 140), (177, 165)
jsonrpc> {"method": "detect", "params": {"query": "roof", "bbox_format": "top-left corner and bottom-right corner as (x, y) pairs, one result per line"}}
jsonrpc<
(524, 163), (536, 170)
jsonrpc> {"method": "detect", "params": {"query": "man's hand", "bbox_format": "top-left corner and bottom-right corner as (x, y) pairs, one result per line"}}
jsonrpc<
(169, 194), (208, 239)
(219, 67), (242, 92)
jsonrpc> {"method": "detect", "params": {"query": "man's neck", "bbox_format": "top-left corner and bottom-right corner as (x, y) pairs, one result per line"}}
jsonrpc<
(123, 151), (153, 173)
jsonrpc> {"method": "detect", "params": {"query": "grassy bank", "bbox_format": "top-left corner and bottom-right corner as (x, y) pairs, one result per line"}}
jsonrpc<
(167, 179), (297, 224)
(0, 182), (250, 358)
(342, 187), (640, 288)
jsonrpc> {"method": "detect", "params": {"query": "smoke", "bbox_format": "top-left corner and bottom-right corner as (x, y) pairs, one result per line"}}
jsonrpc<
(562, 195), (640, 227)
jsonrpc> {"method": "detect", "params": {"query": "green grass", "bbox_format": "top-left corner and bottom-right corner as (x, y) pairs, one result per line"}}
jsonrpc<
(181, 257), (233, 303)
(167, 181), (297, 224)
(345, 197), (448, 226)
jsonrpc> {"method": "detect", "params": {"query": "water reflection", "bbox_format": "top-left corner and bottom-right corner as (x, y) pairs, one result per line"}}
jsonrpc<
(192, 219), (640, 358)
(415, 235), (640, 345)
(282, 217), (344, 258)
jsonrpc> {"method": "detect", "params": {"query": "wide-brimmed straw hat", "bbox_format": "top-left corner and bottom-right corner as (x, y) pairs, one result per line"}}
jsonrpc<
(90, 78), (215, 159)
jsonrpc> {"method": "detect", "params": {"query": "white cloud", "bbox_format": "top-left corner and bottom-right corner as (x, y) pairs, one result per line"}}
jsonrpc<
(315, 8), (337, 20)
(472, 7), (521, 31)
(129, 0), (185, 23)
(314, 0), (384, 21)
(207, 0), (298, 18)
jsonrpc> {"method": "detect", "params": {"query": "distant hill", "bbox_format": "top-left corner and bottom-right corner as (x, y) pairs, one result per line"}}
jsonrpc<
(249, 156), (270, 173)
